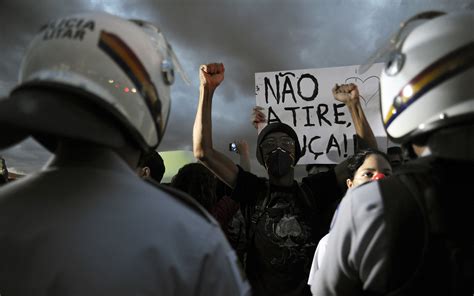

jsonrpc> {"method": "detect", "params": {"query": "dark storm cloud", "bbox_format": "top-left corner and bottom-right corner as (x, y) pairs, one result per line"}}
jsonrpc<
(0, 0), (472, 178)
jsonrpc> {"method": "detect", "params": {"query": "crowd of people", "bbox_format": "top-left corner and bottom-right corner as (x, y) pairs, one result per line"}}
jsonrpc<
(0, 9), (472, 296)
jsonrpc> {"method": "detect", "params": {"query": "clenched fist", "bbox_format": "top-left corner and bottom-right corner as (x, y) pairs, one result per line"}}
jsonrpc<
(200, 63), (225, 90)
(332, 83), (360, 105)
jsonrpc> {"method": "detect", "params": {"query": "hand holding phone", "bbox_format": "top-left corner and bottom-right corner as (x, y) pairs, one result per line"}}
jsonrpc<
(229, 142), (238, 152)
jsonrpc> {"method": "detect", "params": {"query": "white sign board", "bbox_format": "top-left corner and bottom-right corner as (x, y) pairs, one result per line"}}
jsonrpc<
(255, 63), (386, 164)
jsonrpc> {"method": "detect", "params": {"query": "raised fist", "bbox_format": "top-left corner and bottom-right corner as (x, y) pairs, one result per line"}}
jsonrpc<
(200, 63), (225, 90)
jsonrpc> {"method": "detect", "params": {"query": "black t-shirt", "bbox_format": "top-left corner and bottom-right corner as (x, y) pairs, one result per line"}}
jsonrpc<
(231, 166), (343, 296)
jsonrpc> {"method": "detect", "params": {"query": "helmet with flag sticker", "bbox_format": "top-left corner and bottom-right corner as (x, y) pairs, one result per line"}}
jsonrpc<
(360, 11), (474, 144)
(8, 11), (188, 151)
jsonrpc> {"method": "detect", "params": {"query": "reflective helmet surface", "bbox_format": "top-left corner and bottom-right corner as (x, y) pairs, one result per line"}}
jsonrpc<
(379, 11), (474, 143)
(17, 12), (179, 150)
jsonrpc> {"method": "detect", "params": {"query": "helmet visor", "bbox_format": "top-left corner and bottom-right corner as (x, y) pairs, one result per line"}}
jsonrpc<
(129, 19), (190, 85)
(358, 11), (446, 75)
(128, 19), (190, 145)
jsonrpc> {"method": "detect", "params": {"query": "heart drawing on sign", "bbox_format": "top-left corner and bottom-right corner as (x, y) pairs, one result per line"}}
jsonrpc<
(344, 76), (380, 107)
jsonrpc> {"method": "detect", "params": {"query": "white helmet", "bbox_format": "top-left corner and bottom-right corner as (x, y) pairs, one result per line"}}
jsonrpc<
(14, 11), (188, 151)
(361, 11), (474, 143)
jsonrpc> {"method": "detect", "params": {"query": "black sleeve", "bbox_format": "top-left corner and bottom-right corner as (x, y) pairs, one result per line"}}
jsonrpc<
(301, 169), (344, 212)
(230, 165), (266, 206)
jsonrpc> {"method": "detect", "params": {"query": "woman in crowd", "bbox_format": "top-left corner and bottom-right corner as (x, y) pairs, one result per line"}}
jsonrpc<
(308, 148), (392, 286)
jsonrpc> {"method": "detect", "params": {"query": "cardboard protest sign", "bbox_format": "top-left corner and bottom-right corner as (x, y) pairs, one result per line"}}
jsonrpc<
(255, 63), (386, 164)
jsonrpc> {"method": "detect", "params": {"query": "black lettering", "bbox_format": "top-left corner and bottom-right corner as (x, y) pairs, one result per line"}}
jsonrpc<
(65, 18), (76, 28)
(284, 107), (299, 127)
(48, 20), (57, 29)
(343, 133), (348, 157)
(326, 134), (341, 156)
(308, 136), (324, 160)
(278, 72), (295, 78)
(55, 29), (63, 38)
(43, 30), (53, 40)
(267, 106), (282, 124)
(39, 23), (49, 32)
(316, 104), (331, 126)
(76, 19), (84, 28)
(302, 106), (315, 127)
(62, 29), (73, 39)
(297, 73), (318, 101)
(83, 20), (95, 31)
(333, 103), (347, 125)
(74, 30), (85, 41)
(300, 135), (307, 158)
(57, 19), (66, 28)
(282, 76), (296, 103)
(279, 72), (296, 104)
(264, 75), (280, 104)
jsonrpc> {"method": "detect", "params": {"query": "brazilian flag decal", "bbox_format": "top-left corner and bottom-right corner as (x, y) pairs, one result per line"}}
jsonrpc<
(98, 30), (163, 139)
(384, 41), (474, 129)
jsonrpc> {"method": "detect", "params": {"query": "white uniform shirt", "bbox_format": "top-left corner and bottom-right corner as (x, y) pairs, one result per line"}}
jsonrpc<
(310, 182), (389, 295)
(307, 233), (329, 285)
(0, 153), (251, 296)
(307, 204), (340, 286)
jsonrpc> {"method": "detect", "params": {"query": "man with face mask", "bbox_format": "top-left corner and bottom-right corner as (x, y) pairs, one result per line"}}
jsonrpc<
(193, 63), (377, 296)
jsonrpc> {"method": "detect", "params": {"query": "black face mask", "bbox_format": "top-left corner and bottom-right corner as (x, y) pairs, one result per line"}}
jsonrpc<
(266, 148), (294, 177)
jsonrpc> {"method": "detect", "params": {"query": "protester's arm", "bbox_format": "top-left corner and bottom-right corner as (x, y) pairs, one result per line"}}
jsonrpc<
(251, 106), (266, 130)
(193, 63), (239, 188)
(236, 139), (251, 172)
(307, 232), (331, 288)
(333, 83), (377, 150)
(333, 83), (377, 188)
(311, 183), (388, 296)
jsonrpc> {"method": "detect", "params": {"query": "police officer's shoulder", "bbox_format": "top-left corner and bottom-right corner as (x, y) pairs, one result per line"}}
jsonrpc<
(145, 178), (219, 226)
(393, 156), (434, 176)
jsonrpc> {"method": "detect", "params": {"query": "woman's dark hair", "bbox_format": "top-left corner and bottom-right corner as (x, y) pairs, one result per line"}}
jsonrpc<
(170, 163), (218, 211)
(0, 156), (8, 185)
(346, 148), (390, 180)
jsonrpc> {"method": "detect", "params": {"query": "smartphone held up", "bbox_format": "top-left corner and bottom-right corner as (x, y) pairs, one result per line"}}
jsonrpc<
(229, 142), (238, 153)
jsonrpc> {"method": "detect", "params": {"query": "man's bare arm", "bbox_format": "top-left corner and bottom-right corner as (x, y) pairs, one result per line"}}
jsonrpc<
(193, 63), (239, 188)
(333, 83), (378, 189)
(333, 83), (377, 150)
